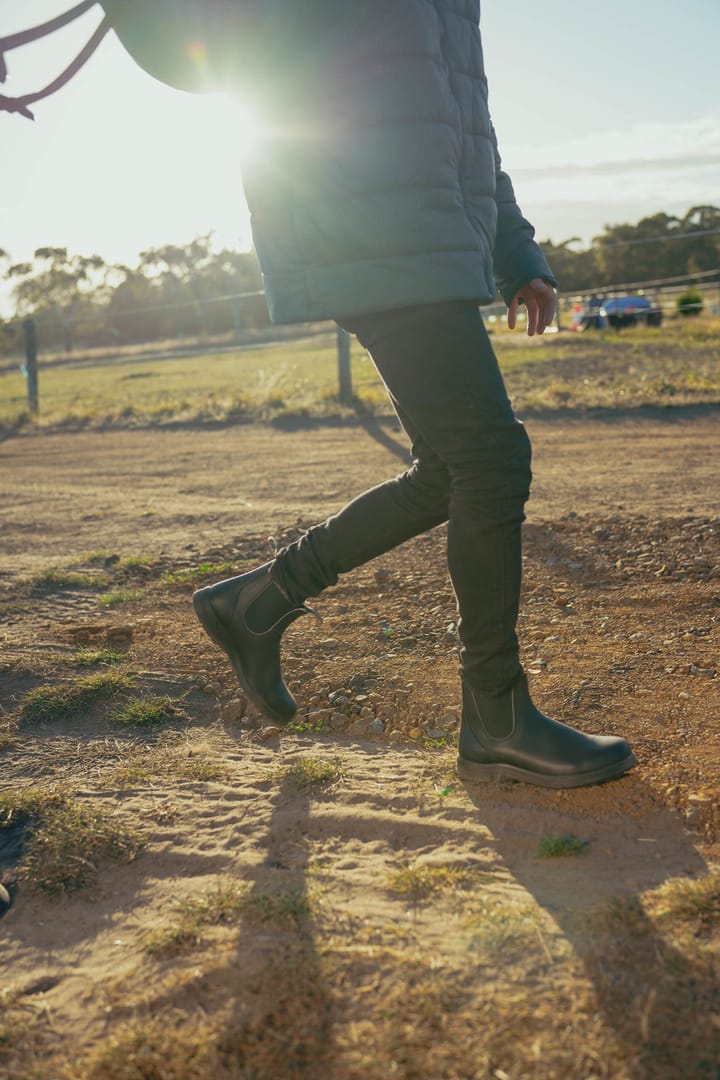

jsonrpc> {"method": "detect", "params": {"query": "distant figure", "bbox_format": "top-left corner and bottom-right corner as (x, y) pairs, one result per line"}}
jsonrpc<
(3, 1), (635, 788)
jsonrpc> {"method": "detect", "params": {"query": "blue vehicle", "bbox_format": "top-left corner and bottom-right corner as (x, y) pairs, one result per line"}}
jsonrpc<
(602, 295), (663, 329)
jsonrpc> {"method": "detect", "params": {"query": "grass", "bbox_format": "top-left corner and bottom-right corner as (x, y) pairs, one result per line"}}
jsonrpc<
(648, 866), (720, 926)
(163, 560), (242, 586)
(29, 567), (106, 591)
(3, 320), (718, 432)
(144, 882), (248, 957)
(20, 672), (134, 725)
(114, 742), (228, 785)
(536, 833), (589, 857)
(287, 713), (326, 734)
(110, 694), (187, 728)
(144, 882), (313, 958)
(463, 897), (541, 953)
(0, 334), (382, 429)
(76, 647), (126, 667)
(386, 862), (478, 903)
(99, 588), (143, 608)
(0, 787), (142, 895)
(280, 755), (346, 791)
(0, 731), (18, 751)
(242, 887), (314, 926)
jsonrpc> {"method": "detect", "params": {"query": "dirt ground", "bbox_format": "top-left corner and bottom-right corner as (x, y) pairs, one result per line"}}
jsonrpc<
(0, 411), (719, 1078)
(1, 408), (719, 577)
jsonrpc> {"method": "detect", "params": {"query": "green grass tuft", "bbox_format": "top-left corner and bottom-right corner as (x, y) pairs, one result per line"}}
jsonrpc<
(76, 647), (125, 667)
(20, 672), (134, 724)
(110, 694), (187, 728)
(98, 588), (143, 608)
(536, 833), (589, 858)
(29, 567), (105, 591)
(163, 560), (242, 586)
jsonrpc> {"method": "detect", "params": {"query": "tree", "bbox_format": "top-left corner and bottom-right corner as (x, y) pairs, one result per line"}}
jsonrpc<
(537, 238), (599, 293)
(9, 248), (106, 352)
(593, 213), (684, 286)
(681, 206), (720, 275)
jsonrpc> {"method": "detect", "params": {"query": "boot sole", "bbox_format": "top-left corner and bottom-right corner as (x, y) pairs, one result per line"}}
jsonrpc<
(192, 591), (296, 725)
(456, 751), (637, 790)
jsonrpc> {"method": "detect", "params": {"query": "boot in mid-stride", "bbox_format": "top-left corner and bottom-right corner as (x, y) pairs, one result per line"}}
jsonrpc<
(193, 562), (313, 724)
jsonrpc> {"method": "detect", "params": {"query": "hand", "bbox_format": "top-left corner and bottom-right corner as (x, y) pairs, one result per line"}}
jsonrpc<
(507, 278), (556, 336)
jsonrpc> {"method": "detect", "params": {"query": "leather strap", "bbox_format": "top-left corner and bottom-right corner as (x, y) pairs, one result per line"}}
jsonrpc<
(0, 1), (110, 120)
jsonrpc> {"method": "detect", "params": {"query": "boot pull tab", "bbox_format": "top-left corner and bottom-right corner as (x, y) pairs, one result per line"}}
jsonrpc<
(1, 1), (110, 120)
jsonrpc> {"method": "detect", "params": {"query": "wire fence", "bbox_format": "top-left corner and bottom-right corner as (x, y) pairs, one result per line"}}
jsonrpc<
(3, 262), (719, 362)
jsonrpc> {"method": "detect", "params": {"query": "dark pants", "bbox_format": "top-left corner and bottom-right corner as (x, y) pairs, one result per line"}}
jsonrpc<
(272, 301), (532, 692)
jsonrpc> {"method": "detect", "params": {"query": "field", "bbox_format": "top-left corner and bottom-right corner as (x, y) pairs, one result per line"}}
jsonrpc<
(0, 322), (719, 1079)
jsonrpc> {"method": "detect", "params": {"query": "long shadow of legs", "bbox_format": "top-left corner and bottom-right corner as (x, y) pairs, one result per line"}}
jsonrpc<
(461, 778), (719, 1080)
(356, 411), (413, 466)
(219, 775), (337, 1079)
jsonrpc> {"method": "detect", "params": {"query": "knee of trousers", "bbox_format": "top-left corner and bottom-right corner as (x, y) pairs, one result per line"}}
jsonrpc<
(403, 458), (451, 506)
(447, 422), (532, 501)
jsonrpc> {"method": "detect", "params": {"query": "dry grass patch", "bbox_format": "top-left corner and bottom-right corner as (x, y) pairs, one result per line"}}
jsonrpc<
(75, 941), (334, 1080)
(145, 882), (248, 958)
(0, 787), (143, 895)
(28, 566), (106, 592)
(386, 862), (478, 904)
(463, 896), (541, 953)
(647, 865), (719, 927)
(280, 754), (347, 792)
(113, 740), (228, 786)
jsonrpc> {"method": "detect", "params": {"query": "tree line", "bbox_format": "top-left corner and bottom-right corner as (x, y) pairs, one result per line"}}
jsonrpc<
(539, 205), (720, 294)
(1, 205), (719, 355)
(0, 235), (267, 355)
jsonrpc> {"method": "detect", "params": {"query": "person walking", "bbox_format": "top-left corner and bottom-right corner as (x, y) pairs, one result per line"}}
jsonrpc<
(2, 1), (636, 788)
(189, 4), (636, 788)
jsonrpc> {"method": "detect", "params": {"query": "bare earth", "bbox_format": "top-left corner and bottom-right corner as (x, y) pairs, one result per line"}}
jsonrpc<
(0, 412), (718, 1078)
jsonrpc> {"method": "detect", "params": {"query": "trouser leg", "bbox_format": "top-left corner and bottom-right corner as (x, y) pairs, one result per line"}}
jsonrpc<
(273, 301), (531, 691)
(273, 407), (450, 598)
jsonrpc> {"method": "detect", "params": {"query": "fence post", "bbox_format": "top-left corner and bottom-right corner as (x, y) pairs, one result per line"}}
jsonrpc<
(22, 317), (39, 414)
(336, 326), (352, 403)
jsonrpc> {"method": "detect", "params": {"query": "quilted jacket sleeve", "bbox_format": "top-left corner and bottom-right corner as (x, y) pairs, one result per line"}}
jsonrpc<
(490, 122), (557, 306)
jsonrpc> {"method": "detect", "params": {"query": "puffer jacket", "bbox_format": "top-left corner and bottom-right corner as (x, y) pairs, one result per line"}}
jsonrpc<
(103, 0), (555, 324)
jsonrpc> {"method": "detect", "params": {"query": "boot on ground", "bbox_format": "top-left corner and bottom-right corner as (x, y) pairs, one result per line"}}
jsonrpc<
(457, 672), (636, 789)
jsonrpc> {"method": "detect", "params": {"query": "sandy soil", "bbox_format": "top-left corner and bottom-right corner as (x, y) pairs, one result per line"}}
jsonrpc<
(0, 411), (718, 1078)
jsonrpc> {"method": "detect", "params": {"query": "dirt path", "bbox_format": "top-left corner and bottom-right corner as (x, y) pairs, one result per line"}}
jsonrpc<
(1, 412), (718, 1078)
(2, 410), (719, 581)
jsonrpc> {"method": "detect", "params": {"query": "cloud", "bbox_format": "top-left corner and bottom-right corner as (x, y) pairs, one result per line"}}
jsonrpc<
(514, 152), (720, 182)
(502, 111), (720, 244)
(502, 110), (720, 179)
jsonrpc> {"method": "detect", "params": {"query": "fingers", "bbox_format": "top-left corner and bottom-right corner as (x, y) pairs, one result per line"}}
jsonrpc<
(509, 279), (556, 336)
(526, 296), (539, 336)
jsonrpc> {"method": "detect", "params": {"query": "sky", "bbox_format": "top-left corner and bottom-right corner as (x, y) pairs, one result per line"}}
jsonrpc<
(1, 0), (719, 293)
